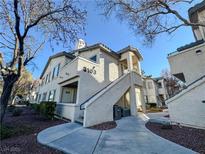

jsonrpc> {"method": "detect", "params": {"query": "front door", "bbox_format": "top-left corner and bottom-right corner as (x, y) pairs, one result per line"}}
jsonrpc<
(61, 88), (75, 103)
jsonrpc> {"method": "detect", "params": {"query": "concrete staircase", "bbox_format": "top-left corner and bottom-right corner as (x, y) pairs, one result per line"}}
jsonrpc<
(75, 71), (143, 127)
(166, 75), (205, 129)
(82, 73), (132, 127)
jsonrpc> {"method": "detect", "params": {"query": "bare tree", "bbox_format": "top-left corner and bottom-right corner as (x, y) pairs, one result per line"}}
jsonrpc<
(161, 69), (184, 97)
(99, 0), (205, 43)
(0, 0), (86, 122)
(10, 69), (33, 105)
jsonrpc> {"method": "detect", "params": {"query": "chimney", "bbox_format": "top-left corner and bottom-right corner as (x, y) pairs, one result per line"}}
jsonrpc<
(75, 39), (86, 50)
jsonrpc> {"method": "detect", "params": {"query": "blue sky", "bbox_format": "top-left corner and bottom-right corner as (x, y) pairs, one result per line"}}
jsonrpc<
(30, 1), (197, 79)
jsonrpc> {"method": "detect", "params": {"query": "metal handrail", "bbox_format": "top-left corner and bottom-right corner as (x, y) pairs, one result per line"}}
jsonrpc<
(165, 74), (205, 101)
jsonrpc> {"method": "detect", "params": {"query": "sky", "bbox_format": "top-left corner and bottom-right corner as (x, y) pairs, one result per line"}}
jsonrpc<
(30, 0), (198, 79)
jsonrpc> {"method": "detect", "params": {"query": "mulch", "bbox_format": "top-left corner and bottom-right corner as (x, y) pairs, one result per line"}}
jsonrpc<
(89, 121), (117, 130)
(0, 106), (66, 154)
(146, 122), (205, 154)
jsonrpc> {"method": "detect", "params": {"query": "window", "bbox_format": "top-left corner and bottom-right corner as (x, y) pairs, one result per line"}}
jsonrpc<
(48, 90), (56, 101)
(42, 92), (47, 101)
(52, 63), (60, 79)
(38, 94), (41, 103)
(48, 72), (51, 83)
(147, 81), (153, 89)
(158, 82), (162, 88)
(56, 63), (60, 77)
(35, 93), (39, 101)
(45, 74), (49, 84)
(52, 67), (56, 79)
(89, 55), (97, 63)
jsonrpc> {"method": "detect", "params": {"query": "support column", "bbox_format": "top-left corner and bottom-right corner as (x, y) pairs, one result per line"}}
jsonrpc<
(140, 87), (146, 113)
(138, 61), (142, 75)
(129, 72), (137, 116)
(127, 52), (133, 71)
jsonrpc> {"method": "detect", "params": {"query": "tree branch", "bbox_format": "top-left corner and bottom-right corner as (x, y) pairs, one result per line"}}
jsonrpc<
(23, 41), (45, 66)
(158, 0), (205, 27)
(22, 8), (65, 39)
(14, 0), (21, 39)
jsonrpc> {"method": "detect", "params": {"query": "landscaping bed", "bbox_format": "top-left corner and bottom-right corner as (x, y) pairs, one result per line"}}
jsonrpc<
(89, 121), (117, 130)
(146, 122), (205, 154)
(0, 106), (65, 154)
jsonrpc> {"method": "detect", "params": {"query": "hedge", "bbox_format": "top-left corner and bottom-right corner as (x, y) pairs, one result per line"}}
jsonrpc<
(30, 101), (56, 119)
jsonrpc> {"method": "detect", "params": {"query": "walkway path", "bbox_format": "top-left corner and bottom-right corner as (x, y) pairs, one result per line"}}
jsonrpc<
(37, 114), (196, 154)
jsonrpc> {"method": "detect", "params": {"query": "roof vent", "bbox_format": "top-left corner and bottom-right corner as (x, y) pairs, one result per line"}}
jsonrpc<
(196, 50), (202, 55)
(75, 39), (86, 49)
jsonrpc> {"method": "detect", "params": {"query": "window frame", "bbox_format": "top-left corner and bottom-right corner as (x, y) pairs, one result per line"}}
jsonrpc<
(42, 92), (47, 101)
(48, 90), (56, 101)
(89, 55), (97, 63)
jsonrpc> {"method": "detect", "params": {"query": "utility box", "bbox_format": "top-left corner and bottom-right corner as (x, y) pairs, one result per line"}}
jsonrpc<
(113, 105), (122, 120)
(122, 108), (131, 117)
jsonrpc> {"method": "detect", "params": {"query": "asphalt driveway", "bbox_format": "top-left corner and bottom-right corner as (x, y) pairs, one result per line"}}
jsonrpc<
(37, 114), (196, 154)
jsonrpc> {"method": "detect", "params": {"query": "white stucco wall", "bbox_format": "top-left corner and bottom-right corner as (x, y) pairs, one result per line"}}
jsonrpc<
(168, 43), (205, 85)
(37, 56), (72, 103)
(55, 103), (78, 120)
(84, 73), (131, 127)
(166, 78), (205, 129)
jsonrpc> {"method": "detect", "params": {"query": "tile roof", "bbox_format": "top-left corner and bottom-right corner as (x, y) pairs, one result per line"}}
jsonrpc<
(168, 39), (205, 57)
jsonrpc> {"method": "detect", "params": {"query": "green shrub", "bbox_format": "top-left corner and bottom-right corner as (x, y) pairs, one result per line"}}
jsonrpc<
(0, 125), (14, 139)
(31, 103), (41, 112)
(12, 108), (23, 116)
(39, 101), (56, 119)
(30, 102), (56, 119)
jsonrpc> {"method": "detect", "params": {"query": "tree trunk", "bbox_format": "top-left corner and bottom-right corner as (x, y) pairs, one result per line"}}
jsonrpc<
(0, 74), (18, 123)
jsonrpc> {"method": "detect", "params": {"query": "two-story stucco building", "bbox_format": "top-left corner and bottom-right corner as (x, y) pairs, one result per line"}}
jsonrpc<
(33, 42), (145, 127)
(143, 76), (168, 107)
(166, 1), (205, 129)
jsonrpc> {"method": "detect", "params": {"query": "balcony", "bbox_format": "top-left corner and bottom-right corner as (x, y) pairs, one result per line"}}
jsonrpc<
(132, 71), (143, 86)
(58, 57), (100, 84)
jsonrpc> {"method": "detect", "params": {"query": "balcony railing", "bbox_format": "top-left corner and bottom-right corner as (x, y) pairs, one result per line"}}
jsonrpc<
(58, 57), (100, 83)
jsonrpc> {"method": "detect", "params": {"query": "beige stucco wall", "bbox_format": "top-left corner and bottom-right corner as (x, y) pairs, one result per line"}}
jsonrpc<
(75, 49), (120, 106)
(166, 78), (205, 129)
(84, 73), (131, 127)
(84, 72), (143, 127)
(168, 43), (205, 85)
(36, 56), (72, 103)
(34, 46), (143, 123)
(143, 79), (158, 103)
(193, 9), (205, 40)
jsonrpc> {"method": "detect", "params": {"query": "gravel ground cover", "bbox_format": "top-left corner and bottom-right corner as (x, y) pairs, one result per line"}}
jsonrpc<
(89, 121), (117, 130)
(146, 122), (205, 154)
(0, 106), (65, 154)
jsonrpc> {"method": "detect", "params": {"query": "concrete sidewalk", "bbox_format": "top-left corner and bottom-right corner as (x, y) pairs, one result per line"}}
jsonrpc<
(37, 114), (196, 154)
